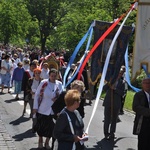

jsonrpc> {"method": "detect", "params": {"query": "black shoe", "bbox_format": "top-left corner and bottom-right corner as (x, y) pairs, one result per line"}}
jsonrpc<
(105, 133), (116, 140)
(110, 133), (114, 138)
(104, 134), (110, 140)
(119, 111), (124, 115)
(117, 117), (121, 122)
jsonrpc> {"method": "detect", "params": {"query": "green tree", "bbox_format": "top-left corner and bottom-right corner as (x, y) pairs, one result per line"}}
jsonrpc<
(0, 0), (32, 45)
(26, 0), (68, 54)
(0, 1), (17, 44)
(0, 0), (136, 54)
(49, 0), (112, 53)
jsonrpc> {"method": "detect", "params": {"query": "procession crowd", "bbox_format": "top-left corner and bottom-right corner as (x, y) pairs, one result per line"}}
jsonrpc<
(0, 45), (89, 150)
(0, 44), (149, 150)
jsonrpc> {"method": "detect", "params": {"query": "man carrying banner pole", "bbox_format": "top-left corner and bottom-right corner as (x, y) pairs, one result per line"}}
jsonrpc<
(103, 69), (125, 140)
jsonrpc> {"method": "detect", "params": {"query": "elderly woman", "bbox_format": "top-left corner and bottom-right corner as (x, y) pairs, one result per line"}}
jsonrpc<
(33, 68), (62, 149)
(22, 62), (37, 116)
(53, 89), (88, 150)
(40, 62), (49, 79)
(52, 80), (86, 118)
(11, 62), (24, 100)
(0, 54), (13, 93)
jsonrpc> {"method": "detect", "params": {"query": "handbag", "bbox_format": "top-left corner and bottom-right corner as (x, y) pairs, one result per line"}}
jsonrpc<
(32, 113), (42, 132)
(133, 115), (143, 135)
(51, 91), (66, 115)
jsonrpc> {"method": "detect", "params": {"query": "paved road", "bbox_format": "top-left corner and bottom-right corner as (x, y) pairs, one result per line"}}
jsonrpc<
(0, 88), (137, 150)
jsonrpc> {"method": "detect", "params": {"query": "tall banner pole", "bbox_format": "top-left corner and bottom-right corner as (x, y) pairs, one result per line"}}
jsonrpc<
(85, 2), (138, 134)
(77, 3), (137, 80)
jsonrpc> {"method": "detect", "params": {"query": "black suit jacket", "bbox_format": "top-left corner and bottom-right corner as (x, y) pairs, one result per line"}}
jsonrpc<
(21, 71), (32, 98)
(53, 108), (84, 150)
(132, 90), (150, 135)
(103, 78), (125, 109)
(52, 91), (85, 118)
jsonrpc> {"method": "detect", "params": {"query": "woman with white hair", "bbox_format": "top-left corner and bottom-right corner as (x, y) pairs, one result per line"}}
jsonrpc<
(0, 54), (13, 93)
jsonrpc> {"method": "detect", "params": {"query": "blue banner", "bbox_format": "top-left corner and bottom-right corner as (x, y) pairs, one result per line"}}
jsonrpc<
(90, 21), (133, 84)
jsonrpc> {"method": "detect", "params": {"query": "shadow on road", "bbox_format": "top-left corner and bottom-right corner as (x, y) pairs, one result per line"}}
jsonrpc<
(85, 138), (115, 150)
(4, 98), (23, 103)
(86, 137), (136, 150)
(12, 129), (36, 141)
(30, 148), (45, 150)
(85, 137), (125, 150)
(9, 116), (30, 125)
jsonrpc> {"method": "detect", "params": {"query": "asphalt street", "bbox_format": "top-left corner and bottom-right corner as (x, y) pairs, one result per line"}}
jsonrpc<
(0, 88), (138, 150)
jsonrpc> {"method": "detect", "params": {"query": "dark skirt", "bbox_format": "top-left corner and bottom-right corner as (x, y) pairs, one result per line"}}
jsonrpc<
(36, 113), (55, 138)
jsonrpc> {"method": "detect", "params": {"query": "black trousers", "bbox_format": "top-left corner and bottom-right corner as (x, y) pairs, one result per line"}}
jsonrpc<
(138, 118), (150, 150)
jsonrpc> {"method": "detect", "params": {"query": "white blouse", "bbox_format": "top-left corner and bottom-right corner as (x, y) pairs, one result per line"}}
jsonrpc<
(0, 60), (13, 74)
(33, 79), (62, 115)
(40, 68), (49, 79)
(31, 79), (41, 99)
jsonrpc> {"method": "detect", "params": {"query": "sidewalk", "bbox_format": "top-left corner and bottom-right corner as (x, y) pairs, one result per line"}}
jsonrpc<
(0, 89), (17, 150)
(0, 118), (17, 150)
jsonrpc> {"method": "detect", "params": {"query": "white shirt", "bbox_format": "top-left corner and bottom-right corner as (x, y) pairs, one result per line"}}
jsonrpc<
(0, 60), (13, 74)
(33, 79), (62, 115)
(0, 50), (3, 60)
(145, 91), (150, 108)
(23, 57), (29, 62)
(31, 78), (41, 99)
(10, 63), (17, 75)
(40, 68), (49, 79)
(28, 70), (34, 78)
(23, 64), (30, 71)
(14, 58), (21, 66)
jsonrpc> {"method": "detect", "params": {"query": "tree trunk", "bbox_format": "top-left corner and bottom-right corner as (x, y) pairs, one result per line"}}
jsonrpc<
(40, 29), (47, 55)
(41, 37), (46, 55)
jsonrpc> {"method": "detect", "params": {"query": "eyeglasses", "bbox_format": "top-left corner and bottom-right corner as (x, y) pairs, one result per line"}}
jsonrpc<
(35, 72), (41, 74)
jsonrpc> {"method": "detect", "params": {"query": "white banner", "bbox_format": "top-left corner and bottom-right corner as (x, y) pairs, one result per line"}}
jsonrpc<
(132, 1), (150, 79)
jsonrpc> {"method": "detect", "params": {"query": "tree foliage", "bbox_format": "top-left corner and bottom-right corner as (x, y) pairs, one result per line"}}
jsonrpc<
(0, 0), (31, 45)
(25, 0), (68, 54)
(0, 0), (137, 54)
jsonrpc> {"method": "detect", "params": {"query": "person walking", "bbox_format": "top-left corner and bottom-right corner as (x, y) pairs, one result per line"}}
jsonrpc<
(33, 68), (62, 149)
(132, 78), (150, 150)
(22, 62), (37, 116)
(103, 70), (125, 140)
(0, 54), (13, 93)
(40, 62), (49, 79)
(52, 79), (86, 118)
(120, 66), (128, 114)
(53, 89), (88, 150)
(11, 62), (24, 100)
(26, 68), (42, 131)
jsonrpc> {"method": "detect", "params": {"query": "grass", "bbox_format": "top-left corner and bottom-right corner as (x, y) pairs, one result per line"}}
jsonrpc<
(124, 90), (136, 111)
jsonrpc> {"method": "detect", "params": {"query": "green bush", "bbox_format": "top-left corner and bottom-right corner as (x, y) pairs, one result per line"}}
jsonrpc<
(131, 69), (147, 89)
